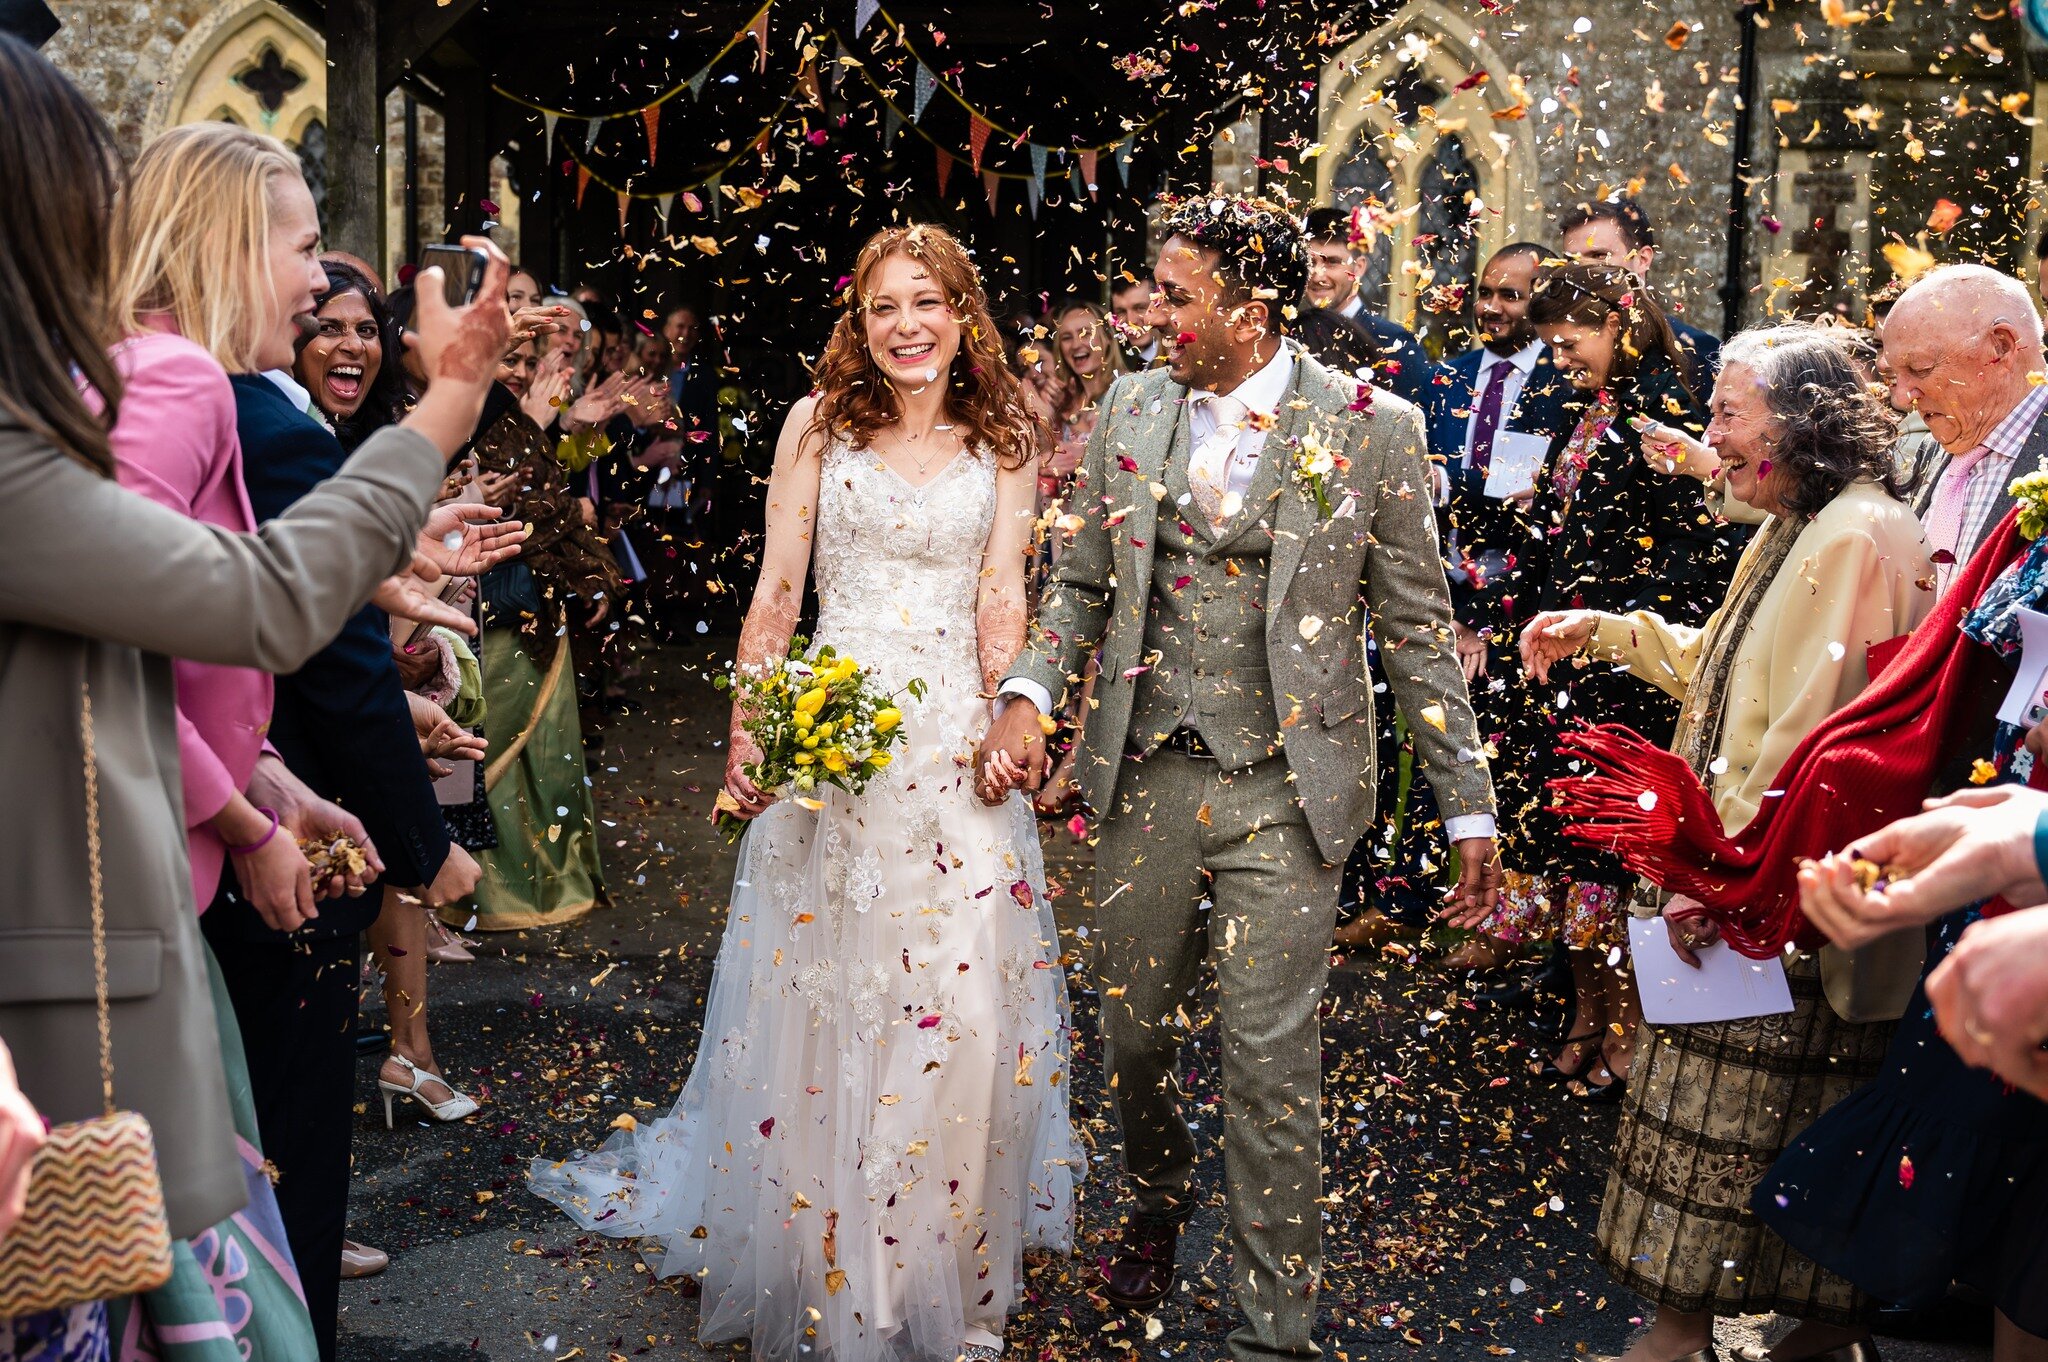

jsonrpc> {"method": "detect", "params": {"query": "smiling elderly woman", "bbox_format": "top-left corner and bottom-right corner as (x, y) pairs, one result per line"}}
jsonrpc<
(1519, 324), (1933, 1362)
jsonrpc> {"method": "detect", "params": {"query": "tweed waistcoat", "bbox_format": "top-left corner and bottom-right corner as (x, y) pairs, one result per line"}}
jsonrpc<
(1127, 410), (1285, 768)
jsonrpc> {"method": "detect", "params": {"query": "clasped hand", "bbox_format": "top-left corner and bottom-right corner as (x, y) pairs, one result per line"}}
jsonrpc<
(975, 699), (1050, 805)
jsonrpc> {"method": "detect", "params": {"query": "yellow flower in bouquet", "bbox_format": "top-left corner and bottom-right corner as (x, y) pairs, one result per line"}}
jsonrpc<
(712, 636), (925, 840)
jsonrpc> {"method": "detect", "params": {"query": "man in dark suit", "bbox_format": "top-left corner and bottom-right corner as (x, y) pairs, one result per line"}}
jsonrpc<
(206, 370), (479, 1361)
(1303, 205), (1444, 406)
(1335, 242), (1579, 951)
(1559, 196), (1720, 389)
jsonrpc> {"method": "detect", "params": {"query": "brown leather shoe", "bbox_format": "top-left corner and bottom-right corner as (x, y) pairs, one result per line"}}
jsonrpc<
(1101, 1214), (1181, 1310)
(339, 1239), (389, 1279)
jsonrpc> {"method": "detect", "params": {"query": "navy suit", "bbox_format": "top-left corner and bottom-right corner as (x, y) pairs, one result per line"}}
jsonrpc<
(1343, 304), (1443, 408)
(200, 375), (450, 1361)
(1671, 316), (1722, 393)
(1426, 345), (1577, 627)
(227, 374), (451, 910)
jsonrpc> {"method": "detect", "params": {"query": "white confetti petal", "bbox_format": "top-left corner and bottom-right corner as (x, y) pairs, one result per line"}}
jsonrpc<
(1636, 789), (1658, 811)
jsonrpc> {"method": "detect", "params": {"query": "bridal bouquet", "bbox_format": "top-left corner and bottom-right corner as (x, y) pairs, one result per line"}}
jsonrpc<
(712, 637), (923, 839)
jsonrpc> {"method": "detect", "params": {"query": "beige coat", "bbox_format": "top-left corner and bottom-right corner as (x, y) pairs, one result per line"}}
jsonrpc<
(0, 412), (448, 1238)
(1587, 479), (1933, 838)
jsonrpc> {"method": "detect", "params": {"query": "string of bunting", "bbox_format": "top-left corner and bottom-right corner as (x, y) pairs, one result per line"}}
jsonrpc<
(834, 7), (1148, 216)
(562, 82), (805, 233)
(495, 0), (774, 124)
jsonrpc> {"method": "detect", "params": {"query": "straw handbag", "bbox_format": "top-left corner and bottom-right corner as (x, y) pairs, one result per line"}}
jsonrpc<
(0, 684), (174, 1317)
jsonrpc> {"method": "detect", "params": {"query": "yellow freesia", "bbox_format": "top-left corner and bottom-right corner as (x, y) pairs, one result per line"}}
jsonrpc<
(796, 687), (828, 715)
(814, 722), (834, 740)
(869, 752), (892, 768)
(794, 752), (816, 766)
(802, 733), (822, 749)
(873, 707), (902, 733)
(822, 750), (848, 773)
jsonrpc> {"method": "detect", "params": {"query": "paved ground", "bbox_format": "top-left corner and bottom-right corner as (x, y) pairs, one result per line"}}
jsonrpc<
(338, 645), (1991, 1362)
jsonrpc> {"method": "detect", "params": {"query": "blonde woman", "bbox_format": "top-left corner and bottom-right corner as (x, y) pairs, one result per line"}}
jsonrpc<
(106, 120), (517, 1358)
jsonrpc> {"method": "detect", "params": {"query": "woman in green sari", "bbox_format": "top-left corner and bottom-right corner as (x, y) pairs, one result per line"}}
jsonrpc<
(453, 344), (623, 931)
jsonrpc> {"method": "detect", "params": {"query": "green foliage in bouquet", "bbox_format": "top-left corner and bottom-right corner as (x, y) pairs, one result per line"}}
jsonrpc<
(712, 636), (925, 840)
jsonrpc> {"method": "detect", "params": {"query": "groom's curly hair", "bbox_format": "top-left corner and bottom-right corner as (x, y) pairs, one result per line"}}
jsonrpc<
(1158, 194), (1310, 332)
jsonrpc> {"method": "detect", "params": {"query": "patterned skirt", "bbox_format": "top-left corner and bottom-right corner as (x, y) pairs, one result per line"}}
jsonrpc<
(1487, 870), (1625, 951)
(1596, 956), (1894, 1322)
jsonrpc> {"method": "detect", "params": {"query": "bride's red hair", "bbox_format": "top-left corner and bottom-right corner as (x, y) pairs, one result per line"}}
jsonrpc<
(805, 223), (1036, 470)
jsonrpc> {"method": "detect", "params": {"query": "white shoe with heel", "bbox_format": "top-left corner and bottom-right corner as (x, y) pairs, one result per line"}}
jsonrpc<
(378, 1054), (479, 1127)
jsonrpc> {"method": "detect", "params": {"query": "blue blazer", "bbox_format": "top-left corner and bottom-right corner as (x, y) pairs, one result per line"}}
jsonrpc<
(1347, 308), (1443, 408)
(1426, 345), (1578, 624)
(222, 376), (452, 935)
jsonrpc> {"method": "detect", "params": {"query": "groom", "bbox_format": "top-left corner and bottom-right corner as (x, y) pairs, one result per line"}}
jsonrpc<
(979, 196), (1499, 1359)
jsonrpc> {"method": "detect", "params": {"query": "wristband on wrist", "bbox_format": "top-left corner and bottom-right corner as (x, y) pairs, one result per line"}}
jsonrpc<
(226, 806), (282, 856)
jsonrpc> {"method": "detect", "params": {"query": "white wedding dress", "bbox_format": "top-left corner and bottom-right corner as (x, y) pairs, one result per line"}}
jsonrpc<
(530, 443), (1081, 1361)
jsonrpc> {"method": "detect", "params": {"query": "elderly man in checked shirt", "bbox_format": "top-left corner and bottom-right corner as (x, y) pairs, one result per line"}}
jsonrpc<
(1883, 263), (2048, 600)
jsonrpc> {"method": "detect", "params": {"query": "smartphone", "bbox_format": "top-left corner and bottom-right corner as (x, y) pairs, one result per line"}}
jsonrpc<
(419, 243), (488, 308)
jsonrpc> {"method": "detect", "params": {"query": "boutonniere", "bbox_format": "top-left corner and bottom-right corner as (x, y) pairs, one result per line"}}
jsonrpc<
(2013, 470), (2048, 540)
(1291, 427), (1350, 518)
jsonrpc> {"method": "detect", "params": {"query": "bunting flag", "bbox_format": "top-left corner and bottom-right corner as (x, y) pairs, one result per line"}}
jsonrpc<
(642, 104), (660, 165)
(707, 173), (724, 217)
(657, 193), (676, 231)
(1069, 161), (1085, 201)
(855, 0), (879, 34)
(543, 110), (559, 151)
(750, 6), (769, 72)
(585, 117), (602, 151)
(618, 191), (631, 232)
(1028, 142), (1048, 200)
(983, 169), (1000, 213)
(688, 69), (710, 99)
(912, 63), (937, 121)
(1079, 148), (1099, 199)
(883, 104), (903, 150)
(967, 113), (992, 174)
(576, 163), (593, 208)
(1113, 137), (1134, 185)
(935, 146), (953, 196)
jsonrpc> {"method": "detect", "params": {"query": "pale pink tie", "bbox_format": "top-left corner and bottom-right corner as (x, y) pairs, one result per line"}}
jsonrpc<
(1924, 444), (1988, 596)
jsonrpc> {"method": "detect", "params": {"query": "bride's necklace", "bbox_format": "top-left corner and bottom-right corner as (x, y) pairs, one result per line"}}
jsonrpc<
(891, 422), (956, 474)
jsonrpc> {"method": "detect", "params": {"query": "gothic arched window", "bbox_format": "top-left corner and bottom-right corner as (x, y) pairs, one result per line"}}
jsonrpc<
(296, 118), (329, 238)
(1413, 131), (1479, 351)
(1329, 146), (1396, 313)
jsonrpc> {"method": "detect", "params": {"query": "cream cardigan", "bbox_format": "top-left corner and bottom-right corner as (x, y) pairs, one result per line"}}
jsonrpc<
(1587, 479), (1934, 846)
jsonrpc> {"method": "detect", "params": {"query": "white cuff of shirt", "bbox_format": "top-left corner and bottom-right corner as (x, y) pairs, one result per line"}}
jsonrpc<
(1442, 813), (1497, 844)
(996, 677), (1054, 716)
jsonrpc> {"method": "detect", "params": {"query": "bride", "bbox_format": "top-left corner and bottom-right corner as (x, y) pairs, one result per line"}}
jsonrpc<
(529, 224), (1080, 1361)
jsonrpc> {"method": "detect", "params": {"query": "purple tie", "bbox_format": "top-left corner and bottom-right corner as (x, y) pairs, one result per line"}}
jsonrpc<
(1468, 359), (1514, 475)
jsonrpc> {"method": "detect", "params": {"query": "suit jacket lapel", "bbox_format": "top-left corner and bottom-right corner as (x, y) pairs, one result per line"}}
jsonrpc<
(1264, 358), (1317, 622)
(1121, 381), (1185, 592)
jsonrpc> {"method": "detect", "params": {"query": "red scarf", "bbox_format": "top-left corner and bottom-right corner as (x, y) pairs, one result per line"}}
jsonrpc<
(1547, 509), (2028, 957)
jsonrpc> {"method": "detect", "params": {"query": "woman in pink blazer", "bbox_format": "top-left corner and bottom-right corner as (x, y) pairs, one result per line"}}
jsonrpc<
(107, 320), (307, 912)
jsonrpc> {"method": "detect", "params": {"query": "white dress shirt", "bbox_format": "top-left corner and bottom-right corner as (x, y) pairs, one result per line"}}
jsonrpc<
(1461, 339), (1544, 460)
(998, 347), (1496, 845)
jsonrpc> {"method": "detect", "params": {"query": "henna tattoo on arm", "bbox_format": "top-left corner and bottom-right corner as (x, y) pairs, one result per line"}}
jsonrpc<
(978, 594), (1027, 696)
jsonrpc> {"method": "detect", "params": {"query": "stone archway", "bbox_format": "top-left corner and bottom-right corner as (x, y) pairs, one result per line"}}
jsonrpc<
(1316, 0), (1545, 343)
(144, 0), (327, 147)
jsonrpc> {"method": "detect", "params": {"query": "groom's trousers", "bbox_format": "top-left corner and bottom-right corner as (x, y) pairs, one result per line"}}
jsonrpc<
(1094, 746), (1342, 1361)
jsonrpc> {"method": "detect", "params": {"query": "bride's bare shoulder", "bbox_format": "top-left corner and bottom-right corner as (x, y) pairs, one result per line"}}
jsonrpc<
(774, 395), (833, 469)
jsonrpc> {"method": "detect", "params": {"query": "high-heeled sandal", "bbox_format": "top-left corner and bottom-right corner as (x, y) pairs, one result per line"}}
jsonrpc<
(378, 1054), (480, 1127)
(1569, 1059), (1629, 1104)
(1532, 1030), (1602, 1083)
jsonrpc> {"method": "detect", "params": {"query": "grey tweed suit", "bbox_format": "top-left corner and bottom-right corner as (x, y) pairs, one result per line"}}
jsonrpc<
(1011, 345), (1494, 1360)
